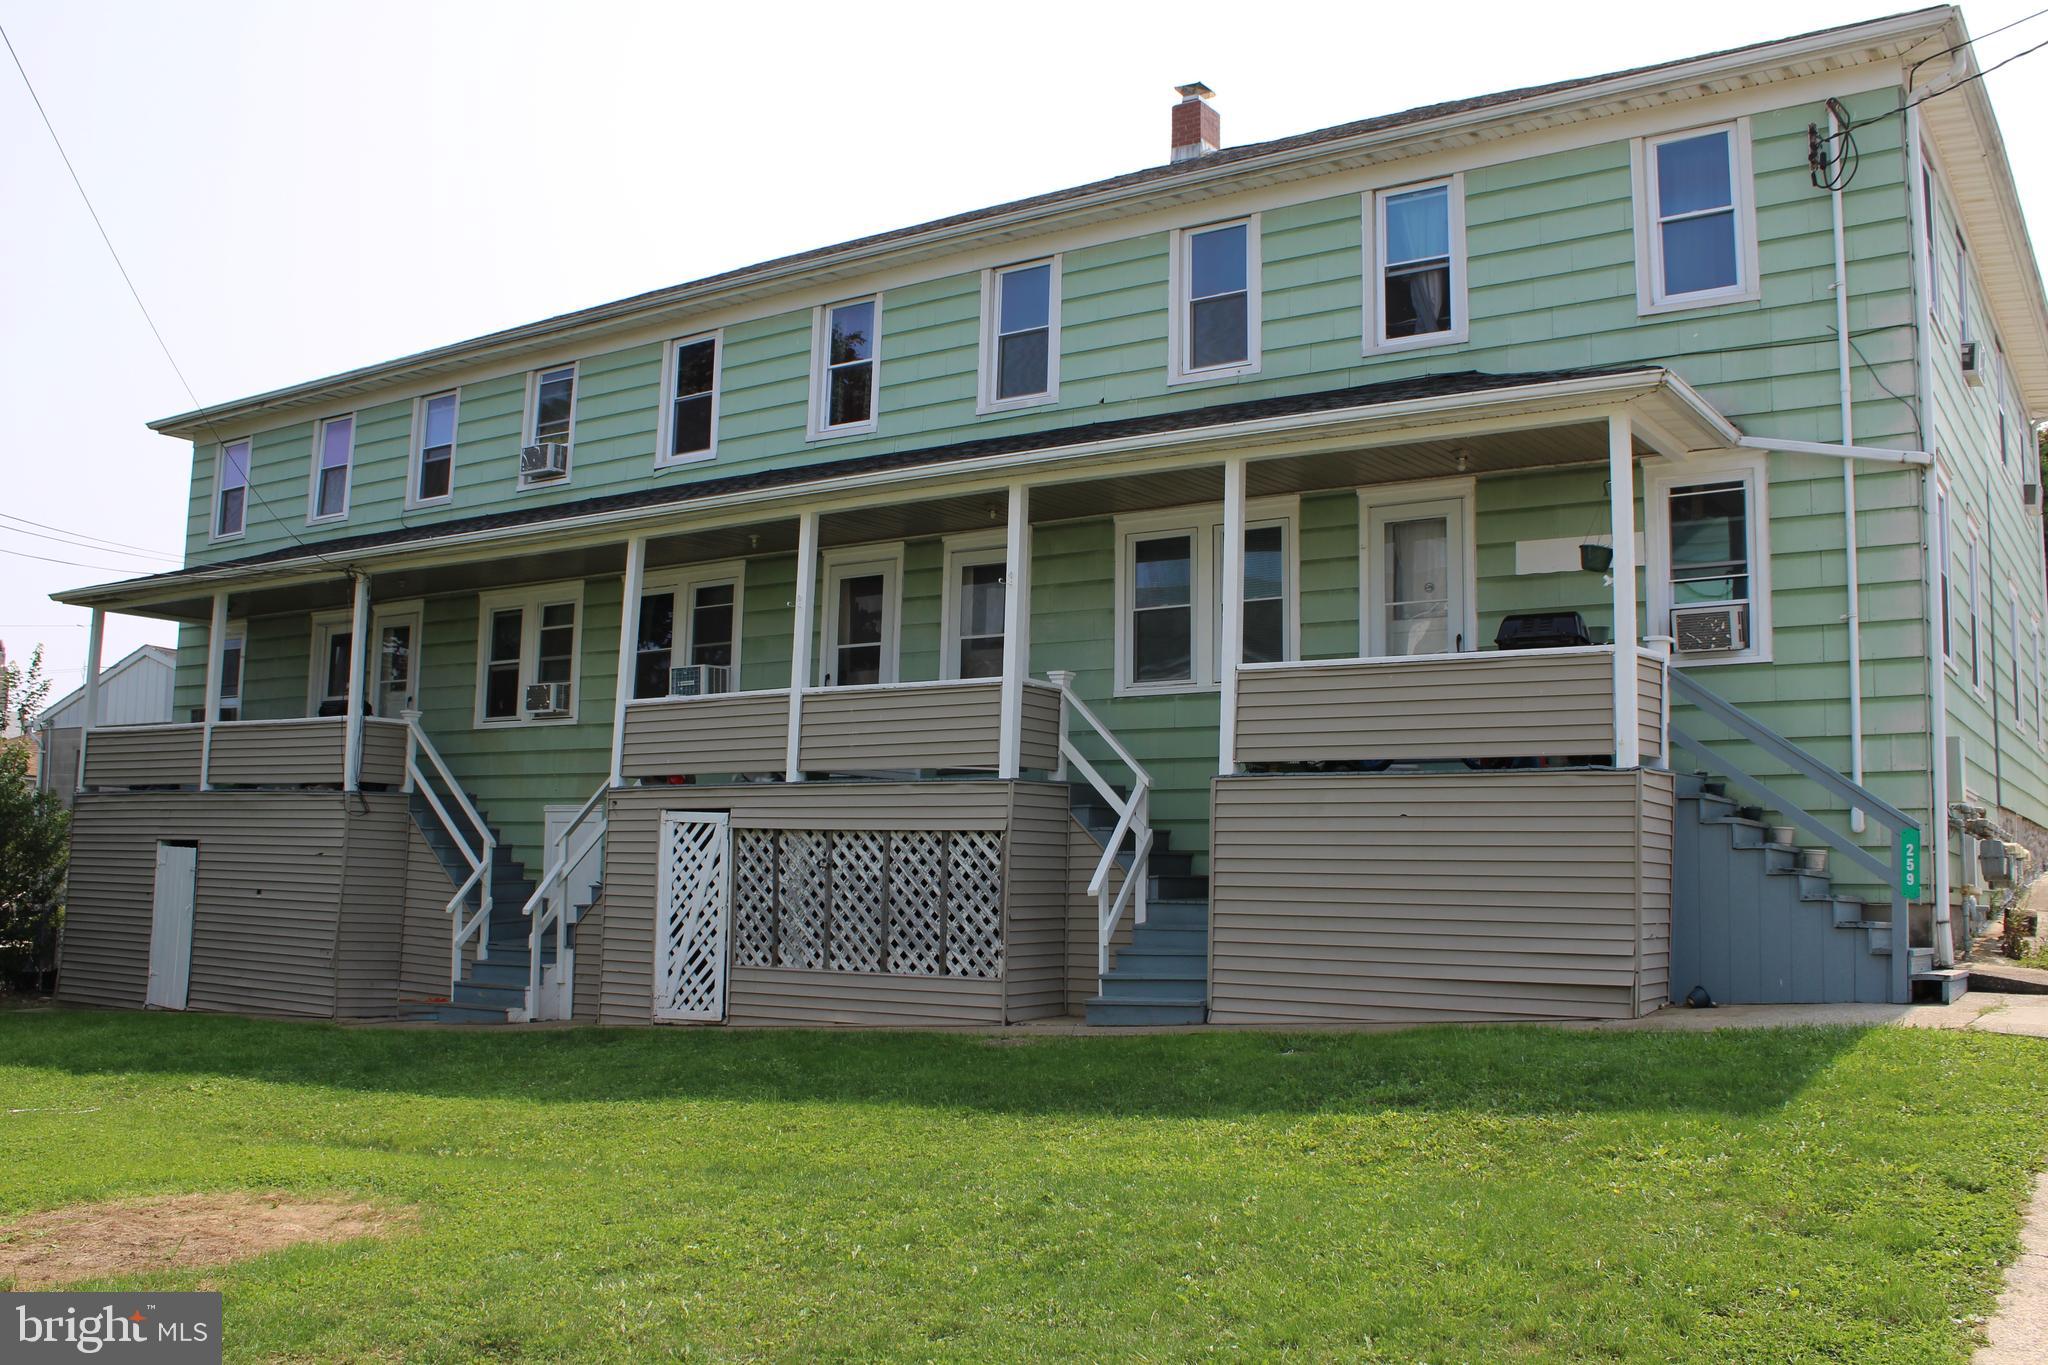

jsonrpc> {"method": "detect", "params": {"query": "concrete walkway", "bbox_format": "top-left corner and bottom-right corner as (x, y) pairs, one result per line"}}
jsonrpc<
(1595, 990), (2048, 1038)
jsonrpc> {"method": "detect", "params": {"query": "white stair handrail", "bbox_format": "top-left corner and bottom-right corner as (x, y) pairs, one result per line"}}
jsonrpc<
(522, 781), (609, 1020)
(401, 711), (496, 985)
(1047, 672), (1155, 976)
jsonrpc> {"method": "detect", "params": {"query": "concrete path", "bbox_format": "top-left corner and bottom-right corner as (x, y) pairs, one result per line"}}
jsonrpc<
(1980, 1176), (2048, 1364)
(1596, 990), (2048, 1038)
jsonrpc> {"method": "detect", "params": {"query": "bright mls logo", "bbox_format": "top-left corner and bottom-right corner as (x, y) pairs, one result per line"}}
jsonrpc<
(6, 1293), (220, 1363)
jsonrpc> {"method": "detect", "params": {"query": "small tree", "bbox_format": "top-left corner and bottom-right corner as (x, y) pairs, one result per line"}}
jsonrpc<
(0, 641), (53, 736)
(0, 644), (64, 989)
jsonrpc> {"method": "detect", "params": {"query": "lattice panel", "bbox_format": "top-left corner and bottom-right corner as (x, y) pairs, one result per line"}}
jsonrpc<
(829, 831), (887, 973)
(732, 830), (779, 968)
(655, 814), (728, 1021)
(945, 830), (1005, 980)
(887, 831), (946, 975)
(776, 831), (829, 970)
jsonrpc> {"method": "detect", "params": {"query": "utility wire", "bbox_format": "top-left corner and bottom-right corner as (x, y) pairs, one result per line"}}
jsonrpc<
(0, 543), (174, 575)
(0, 22), (344, 574)
(0, 523), (179, 563)
(0, 511), (176, 558)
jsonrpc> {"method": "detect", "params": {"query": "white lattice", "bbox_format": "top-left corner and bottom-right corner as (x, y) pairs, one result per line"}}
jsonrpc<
(655, 813), (729, 1021)
(733, 830), (778, 968)
(777, 831), (829, 970)
(946, 830), (1004, 980)
(888, 831), (946, 975)
(829, 831), (886, 973)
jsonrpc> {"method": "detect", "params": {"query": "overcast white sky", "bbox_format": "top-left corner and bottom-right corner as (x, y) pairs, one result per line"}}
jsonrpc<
(4, 0), (2047, 702)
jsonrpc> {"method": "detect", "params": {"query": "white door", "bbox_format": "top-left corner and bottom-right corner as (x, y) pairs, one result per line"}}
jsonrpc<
(654, 811), (730, 1022)
(1365, 496), (1472, 657)
(535, 803), (605, 1022)
(369, 607), (422, 717)
(820, 555), (899, 686)
(145, 842), (197, 1010)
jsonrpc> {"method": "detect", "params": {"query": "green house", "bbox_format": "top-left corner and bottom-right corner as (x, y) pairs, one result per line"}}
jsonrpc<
(51, 6), (2048, 1027)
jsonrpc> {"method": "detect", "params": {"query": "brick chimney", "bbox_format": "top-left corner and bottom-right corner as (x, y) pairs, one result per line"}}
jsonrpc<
(1171, 83), (1220, 162)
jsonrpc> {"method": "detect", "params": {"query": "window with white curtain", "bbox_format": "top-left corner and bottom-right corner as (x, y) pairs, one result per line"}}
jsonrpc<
(1370, 176), (1466, 350)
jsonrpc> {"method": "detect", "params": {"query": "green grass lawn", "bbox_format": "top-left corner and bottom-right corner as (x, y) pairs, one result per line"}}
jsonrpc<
(2, 1012), (2046, 1362)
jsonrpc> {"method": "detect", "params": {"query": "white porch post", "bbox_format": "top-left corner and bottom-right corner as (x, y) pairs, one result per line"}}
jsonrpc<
(1608, 413), (1642, 769)
(998, 482), (1031, 780)
(609, 533), (648, 789)
(75, 607), (104, 792)
(1218, 456), (1247, 776)
(786, 509), (819, 782)
(343, 572), (371, 792)
(199, 589), (227, 791)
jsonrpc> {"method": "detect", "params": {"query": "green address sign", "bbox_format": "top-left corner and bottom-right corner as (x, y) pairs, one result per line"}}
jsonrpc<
(1899, 826), (1923, 901)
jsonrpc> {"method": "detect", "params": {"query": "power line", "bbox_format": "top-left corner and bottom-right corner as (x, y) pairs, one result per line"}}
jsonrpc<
(0, 523), (179, 564)
(0, 22), (343, 574)
(0, 511), (177, 558)
(0, 543), (166, 575)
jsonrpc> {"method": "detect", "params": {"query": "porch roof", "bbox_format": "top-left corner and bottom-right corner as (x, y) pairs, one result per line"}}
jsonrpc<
(61, 365), (1744, 621)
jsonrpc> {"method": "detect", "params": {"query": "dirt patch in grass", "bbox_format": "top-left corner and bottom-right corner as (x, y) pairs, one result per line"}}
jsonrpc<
(0, 1193), (410, 1289)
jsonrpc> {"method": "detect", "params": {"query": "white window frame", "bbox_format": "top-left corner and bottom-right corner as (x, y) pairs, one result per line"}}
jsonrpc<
(2036, 615), (2045, 735)
(1113, 498), (1298, 697)
(307, 610), (356, 716)
(655, 331), (722, 468)
(816, 544), (905, 687)
(1356, 478), (1480, 658)
(1631, 119), (1761, 315)
(307, 412), (356, 524)
(1645, 451), (1773, 667)
(212, 438), (250, 542)
(1166, 215), (1262, 386)
(520, 362), (579, 488)
(976, 257), (1061, 414)
(633, 559), (747, 698)
(408, 389), (459, 509)
(1937, 475), (1959, 670)
(1363, 174), (1469, 354)
(214, 622), (247, 722)
(807, 295), (883, 440)
(1967, 515), (1985, 695)
(471, 581), (585, 727)
(2007, 581), (2022, 719)
(939, 531), (1009, 680)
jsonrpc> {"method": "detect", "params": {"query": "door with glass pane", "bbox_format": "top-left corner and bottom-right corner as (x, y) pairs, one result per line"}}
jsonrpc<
(1365, 496), (1470, 657)
(949, 555), (1006, 679)
(370, 607), (421, 716)
(821, 556), (898, 687)
(310, 616), (354, 717)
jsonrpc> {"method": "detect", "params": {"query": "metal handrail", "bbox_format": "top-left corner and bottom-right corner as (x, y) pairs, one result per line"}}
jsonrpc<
(521, 781), (608, 1019)
(1665, 669), (1918, 1003)
(1049, 674), (1155, 975)
(402, 712), (496, 984)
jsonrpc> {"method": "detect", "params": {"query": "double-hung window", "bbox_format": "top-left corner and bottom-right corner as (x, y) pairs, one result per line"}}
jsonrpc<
(1170, 218), (1259, 382)
(1636, 122), (1758, 312)
(660, 334), (719, 464)
(1646, 455), (1770, 664)
(475, 585), (583, 725)
(811, 296), (880, 437)
(632, 566), (743, 699)
(1956, 232), (1971, 344)
(414, 391), (457, 505)
(216, 628), (245, 722)
(2008, 586), (2022, 712)
(979, 259), (1058, 411)
(214, 439), (250, 540)
(1116, 503), (1296, 694)
(310, 414), (353, 521)
(521, 364), (576, 485)
(1369, 177), (1466, 350)
(1968, 522), (1984, 691)
(1937, 483), (1956, 663)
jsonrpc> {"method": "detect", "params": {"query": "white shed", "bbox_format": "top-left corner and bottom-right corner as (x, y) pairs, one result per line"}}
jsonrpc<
(33, 643), (177, 806)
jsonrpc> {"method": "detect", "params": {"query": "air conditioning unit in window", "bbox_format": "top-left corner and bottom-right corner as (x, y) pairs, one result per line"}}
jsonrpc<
(1960, 341), (1985, 386)
(1672, 603), (1749, 654)
(2025, 482), (2043, 514)
(520, 442), (569, 482)
(524, 682), (572, 715)
(668, 663), (732, 697)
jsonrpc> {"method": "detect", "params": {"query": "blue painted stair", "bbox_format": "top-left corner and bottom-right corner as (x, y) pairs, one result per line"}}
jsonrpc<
(401, 795), (594, 1024)
(1069, 783), (1210, 1026)
(1672, 776), (1950, 1005)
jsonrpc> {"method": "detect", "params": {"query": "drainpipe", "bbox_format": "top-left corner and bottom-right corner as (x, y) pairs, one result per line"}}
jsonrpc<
(1828, 101), (1867, 836)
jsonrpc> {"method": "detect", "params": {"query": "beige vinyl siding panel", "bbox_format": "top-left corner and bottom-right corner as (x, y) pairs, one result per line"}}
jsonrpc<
(1638, 770), (1676, 1014)
(82, 724), (202, 789)
(1209, 770), (1664, 1024)
(797, 681), (1006, 772)
(1637, 653), (1666, 763)
(205, 719), (347, 786)
(401, 824), (455, 1000)
(334, 799), (413, 1019)
(572, 897), (604, 1024)
(360, 721), (407, 786)
(619, 693), (789, 777)
(1234, 650), (1618, 763)
(1019, 684), (1061, 773)
(726, 966), (1003, 1027)
(1066, 819), (1132, 1007)
(1003, 782), (1070, 1021)
(56, 798), (161, 1007)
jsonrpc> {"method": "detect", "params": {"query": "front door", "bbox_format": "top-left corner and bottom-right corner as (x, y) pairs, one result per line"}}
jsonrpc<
(146, 842), (197, 1010)
(654, 811), (729, 1022)
(821, 555), (898, 686)
(1365, 495), (1471, 657)
(370, 607), (422, 717)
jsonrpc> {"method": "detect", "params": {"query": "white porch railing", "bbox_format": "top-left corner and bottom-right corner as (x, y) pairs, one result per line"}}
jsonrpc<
(520, 781), (608, 1021)
(1048, 670), (1153, 975)
(401, 710), (495, 983)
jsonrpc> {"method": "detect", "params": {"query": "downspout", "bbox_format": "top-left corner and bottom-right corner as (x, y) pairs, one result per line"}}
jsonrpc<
(1988, 458), (2005, 812)
(1828, 101), (1867, 836)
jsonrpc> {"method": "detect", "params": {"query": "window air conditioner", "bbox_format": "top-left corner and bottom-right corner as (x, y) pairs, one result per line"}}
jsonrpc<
(524, 682), (572, 715)
(668, 663), (732, 697)
(520, 442), (570, 481)
(2025, 482), (2042, 513)
(1671, 603), (1749, 654)
(1960, 340), (1985, 386)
